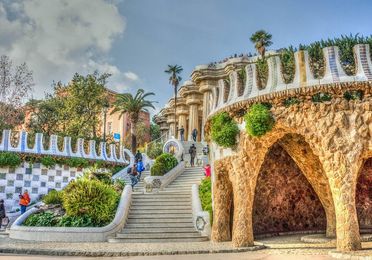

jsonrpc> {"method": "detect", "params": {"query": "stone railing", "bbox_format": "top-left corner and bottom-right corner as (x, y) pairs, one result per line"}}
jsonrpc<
(0, 130), (133, 164)
(191, 184), (211, 237)
(9, 185), (132, 242)
(193, 44), (372, 118)
(144, 162), (185, 193)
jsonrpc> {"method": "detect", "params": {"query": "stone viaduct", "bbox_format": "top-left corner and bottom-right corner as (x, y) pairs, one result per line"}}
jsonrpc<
(155, 44), (372, 252)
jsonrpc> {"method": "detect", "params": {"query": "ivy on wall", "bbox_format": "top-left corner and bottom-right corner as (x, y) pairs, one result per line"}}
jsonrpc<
(210, 112), (239, 148)
(244, 103), (275, 137)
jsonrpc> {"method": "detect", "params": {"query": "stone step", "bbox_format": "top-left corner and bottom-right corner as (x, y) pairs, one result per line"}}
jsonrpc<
(125, 223), (195, 228)
(158, 189), (191, 193)
(122, 227), (196, 233)
(133, 192), (190, 197)
(128, 213), (192, 219)
(127, 218), (192, 223)
(130, 209), (191, 214)
(131, 205), (191, 210)
(108, 237), (208, 243)
(115, 232), (201, 239)
(131, 199), (191, 203)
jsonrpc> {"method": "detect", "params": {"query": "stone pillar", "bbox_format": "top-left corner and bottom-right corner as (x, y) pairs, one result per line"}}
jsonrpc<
(199, 80), (216, 141)
(211, 159), (233, 241)
(176, 101), (189, 141)
(187, 100), (201, 141)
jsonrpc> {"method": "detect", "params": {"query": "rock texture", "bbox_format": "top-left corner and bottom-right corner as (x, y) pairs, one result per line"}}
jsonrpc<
(211, 88), (372, 252)
(253, 144), (327, 235)
(356, 158), (372, 228)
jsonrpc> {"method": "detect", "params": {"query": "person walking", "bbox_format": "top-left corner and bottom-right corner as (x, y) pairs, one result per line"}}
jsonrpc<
(135, 150), (142, 163)
(189, 144), (197, 167)
(192, 128), (198, 142)
(202, 144), (209, 155)
(204, 164), (211, 177)
(179, 126), (185, 141)
(19, 189), (30, 214)
(128, 164), (139, 191)
(0, 199), (6, 229)
(136, 159), (145, 181)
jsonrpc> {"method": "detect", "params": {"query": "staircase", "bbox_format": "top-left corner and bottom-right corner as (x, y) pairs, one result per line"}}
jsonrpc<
(108, 167), (207, 243)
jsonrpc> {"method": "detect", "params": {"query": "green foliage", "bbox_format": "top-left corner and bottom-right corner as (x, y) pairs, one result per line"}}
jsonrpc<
(150, 123), (161, 141)
(0, 152), (22, 168)
(199, 177), (213, 224)
(42, 190), (63, 205)
(312, 92), (332, 103)
(244, 104), (275, 137)
(24, 212), (57, 227)
(305, 42), (325, 79)
(250, 30), (273, 57)
(62, 178), (119, 225)
(81, 165), (113, 185)
(150, 153), (178, 176)
(255, 58), (268, 89)
(147, 142), (164, 159)
(57, 215), (94, 227)
(40, 156), (56, 168)
(65, 157), (90, 168)
(343, 90), (363, 101)
(210, 112), (239, 148)
(283, 97), (301, 107)
(280, 46), (296, 83)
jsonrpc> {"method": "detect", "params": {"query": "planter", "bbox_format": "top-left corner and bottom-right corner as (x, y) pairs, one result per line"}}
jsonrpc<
(144, 162), (185, 193)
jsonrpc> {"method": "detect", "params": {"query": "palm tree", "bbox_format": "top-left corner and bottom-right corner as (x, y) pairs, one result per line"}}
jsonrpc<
(164, 65), (183, 139)
(250, 30), (273, 58)
(111, 89), (156, 153)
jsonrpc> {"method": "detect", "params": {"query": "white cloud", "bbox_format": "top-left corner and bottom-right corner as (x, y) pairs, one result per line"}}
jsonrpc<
(0, 0), (130, 97)
(124, 71), (139, 81)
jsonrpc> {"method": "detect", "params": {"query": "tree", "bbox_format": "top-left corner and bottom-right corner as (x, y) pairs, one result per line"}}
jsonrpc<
(150, 123), (160, 141)
(62, 72), (110, 138)
(0, 55), (33, 131)
(111, 89), (156, 152)
(250, 30), (273, 58)
(164, 65), (183, 138)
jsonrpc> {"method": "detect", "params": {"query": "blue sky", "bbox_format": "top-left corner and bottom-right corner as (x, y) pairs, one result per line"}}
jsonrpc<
(1, 0), (371, 113)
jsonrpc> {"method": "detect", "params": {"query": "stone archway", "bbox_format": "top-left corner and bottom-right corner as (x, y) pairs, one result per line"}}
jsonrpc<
(253, 143), (327, 235)
(356, 158), (372, 230)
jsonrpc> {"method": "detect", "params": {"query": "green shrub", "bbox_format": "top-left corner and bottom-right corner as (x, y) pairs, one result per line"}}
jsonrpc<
(283, 97), (301, 107)
(40, 156), (56, 168)
(199, 177), (213, 224)
(244, 103), (275, 137)
(62, 178), (119, 225)
(24, 212), (57, 227)
(0, 152), (22, 168)
(42, 189), (63, 205)
(65, 157), (89, 168)
(150, 153), (178, 176)
(147, 142), (164, 159)
(210, 112), (239, 148)
(312, 92), (332, 103)
(57, 215), (94, 227)
(343, 90), (363, 101)
(281, 46), (296, 83)
(255, 57), (268, 89)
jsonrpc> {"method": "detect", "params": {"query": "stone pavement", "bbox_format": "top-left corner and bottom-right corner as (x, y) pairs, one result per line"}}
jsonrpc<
(0, 234), (371, 258)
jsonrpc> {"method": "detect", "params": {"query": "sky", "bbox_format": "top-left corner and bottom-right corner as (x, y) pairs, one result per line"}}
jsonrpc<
(1, 0), (371, 114)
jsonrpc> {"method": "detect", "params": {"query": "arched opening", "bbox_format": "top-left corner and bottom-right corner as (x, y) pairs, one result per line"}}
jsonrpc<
(356, 158), (372, 232)
(252, 143), (327, 235)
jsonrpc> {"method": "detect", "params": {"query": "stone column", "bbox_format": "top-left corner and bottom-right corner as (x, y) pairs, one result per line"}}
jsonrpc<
(176, 101), (189, 141)
(187, 101), (200, 141)
(199, 80), (216, 141)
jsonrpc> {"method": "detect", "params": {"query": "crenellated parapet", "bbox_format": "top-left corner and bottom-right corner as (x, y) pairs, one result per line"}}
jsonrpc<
(0, 130), (132, 164)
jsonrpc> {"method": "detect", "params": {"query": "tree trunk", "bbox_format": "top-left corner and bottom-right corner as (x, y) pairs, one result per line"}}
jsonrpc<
(130, 118), (137, 153)
(174, 85), (177, 138)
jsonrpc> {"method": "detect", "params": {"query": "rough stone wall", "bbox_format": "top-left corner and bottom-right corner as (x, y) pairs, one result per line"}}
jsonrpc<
(356, 158), (372, 228)
(253, 144), (326, 235)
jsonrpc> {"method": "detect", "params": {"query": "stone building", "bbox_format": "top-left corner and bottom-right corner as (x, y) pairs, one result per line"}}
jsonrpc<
(155, 44), (372, 252)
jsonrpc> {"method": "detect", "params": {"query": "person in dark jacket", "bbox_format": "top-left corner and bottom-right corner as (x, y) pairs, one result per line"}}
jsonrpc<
(128, 164), (139, 191)
(192, 128), (198, 142)
(189, 144), (197, 167)
(135, 150), (142, 163)
(136, 159), (145, 180)
(0, 199), (6, 228)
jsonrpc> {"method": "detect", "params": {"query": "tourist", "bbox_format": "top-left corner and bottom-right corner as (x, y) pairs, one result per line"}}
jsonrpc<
(136, 159), (145, 180)
(202, 144), (209, 155)
(179, 125), (185, 141)
(192, 128), (198, 142)
(19, 189), (30, 214)
(204, 164), (211, 177)
(0, 199), (6, 228)
(128, 164), (139, 191)
(135, 150), (142, 163)
(189, 144), (197, 167)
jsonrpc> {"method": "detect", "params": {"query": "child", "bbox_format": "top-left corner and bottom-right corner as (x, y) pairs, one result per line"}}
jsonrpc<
(204, 164), (211, 177)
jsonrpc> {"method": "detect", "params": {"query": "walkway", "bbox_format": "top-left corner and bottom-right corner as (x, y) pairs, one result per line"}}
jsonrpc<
(109, 167), (207, 242)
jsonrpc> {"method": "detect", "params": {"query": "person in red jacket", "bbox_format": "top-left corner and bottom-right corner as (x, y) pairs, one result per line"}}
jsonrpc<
(204, 164), (211, 177)
(19, 189), (30, 214)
